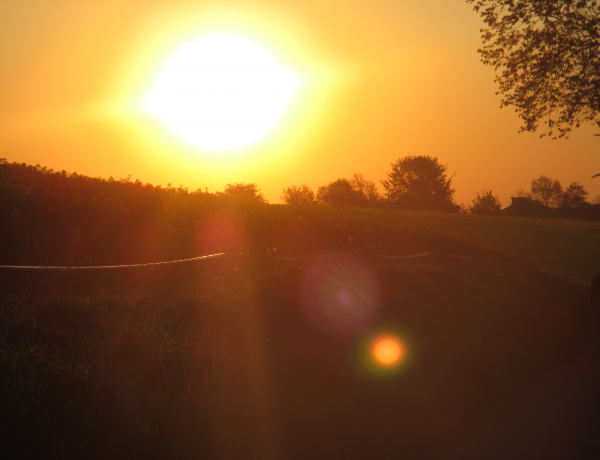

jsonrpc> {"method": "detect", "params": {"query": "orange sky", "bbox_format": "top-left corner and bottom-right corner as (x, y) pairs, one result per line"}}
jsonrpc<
(1, 0), (599, 206)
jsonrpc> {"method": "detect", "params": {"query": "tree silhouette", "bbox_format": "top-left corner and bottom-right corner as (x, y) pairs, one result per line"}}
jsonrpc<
(530, 175), (563, 207)
(316, 178), (364, 207)
(281, 184), (316, 206)
(515, 187), (533, 199)
(381, 156), (458, 212)
(468, 0), (600, 138)
(468, 190), (502, 214)
(218, 183), (266, 203)
(560, 182), (589, 207)
(349, 173), (382, 206)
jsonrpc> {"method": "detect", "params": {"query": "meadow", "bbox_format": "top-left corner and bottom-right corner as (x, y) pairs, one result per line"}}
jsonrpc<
(1, 161), (600, 458)
(2, 200), (600, 459)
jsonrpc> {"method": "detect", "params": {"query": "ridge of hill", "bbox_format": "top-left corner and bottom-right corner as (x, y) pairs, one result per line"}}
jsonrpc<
(2, 159), (599, 284)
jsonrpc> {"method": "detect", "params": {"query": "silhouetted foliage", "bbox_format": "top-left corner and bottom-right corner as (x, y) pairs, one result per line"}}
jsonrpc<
(217, 182), (266, 203)
(468, 190), (502, 215)
(381, 156), (459, 212)
(530, 175), (563, 207)
(468, 0), (600, 138)
(515, 187), (533, 199)
(280, 184), (316, 206)
(316, 178), (365, 207)
(560, 182), (589, 208)
(515, 176), (593, 210)
(1, 159), (398, 266)
(0, 159), (277, 265)
(349, 173), (382, 206)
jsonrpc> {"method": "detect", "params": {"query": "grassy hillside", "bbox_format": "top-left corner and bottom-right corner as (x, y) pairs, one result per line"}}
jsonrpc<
(2, 162), (600, 458)
(322, 208), (600, 284)
(2, 159), (598, 284)
(223, 204), (600, 284)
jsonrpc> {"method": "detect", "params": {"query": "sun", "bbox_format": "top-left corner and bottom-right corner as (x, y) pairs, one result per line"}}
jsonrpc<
(143, 34), (299, 151)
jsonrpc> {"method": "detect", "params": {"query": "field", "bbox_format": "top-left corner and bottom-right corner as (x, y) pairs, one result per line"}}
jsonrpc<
(302, 207), (600, 283)
(1, 206), (600, 459)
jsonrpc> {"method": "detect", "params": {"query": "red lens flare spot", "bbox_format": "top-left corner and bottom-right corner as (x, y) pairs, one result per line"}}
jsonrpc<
(299, 256), (381, 336)
(370, 334), (405, 367)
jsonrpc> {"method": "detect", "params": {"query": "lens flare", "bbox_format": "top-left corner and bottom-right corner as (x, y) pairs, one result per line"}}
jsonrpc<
(299, 257), (381, 336)
(370, 334), (405, 367)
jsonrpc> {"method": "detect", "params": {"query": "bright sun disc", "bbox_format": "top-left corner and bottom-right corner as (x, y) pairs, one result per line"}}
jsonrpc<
(144, 34), (299, 151)
(371, 334), (405, 367)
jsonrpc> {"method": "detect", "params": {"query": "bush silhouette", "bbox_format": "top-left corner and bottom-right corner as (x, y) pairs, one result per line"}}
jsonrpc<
(381, 155), (459, 212)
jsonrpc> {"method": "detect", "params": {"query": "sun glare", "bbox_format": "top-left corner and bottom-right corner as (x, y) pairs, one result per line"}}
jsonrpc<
(143, 34), (299, 151)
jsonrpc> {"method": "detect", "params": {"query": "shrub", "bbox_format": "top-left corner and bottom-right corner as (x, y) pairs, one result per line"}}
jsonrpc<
(468, 190), (502, 215)
(280, 184), (316, 206)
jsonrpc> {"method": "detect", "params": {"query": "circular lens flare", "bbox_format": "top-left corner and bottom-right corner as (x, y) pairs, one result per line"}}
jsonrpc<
(370, 334), (405, 367)
(299, 257), (381, 336)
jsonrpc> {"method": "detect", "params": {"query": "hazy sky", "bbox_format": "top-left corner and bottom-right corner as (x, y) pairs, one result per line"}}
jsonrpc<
(1, 0), (599, 205)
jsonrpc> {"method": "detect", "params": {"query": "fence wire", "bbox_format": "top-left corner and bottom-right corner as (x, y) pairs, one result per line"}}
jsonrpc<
(0, 250), (487, 270)
(0, 253), (226, 270)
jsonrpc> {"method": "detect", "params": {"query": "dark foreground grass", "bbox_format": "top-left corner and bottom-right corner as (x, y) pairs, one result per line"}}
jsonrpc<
(3, 164), (600, 458)
(1, 253), (599, 459)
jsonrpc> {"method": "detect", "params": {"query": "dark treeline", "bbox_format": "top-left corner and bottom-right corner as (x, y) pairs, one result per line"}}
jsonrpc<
(0, 159), (260, 266)
(0, 156), (461, 266)
(282, 156), (460, 213)
(3, 156), (597, 267)
(0, 159), (380, 265)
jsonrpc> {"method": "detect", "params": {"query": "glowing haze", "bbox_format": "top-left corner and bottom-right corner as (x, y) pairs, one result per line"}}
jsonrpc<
(0, 1), (598, 204)
(144, 34), (299, 150)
